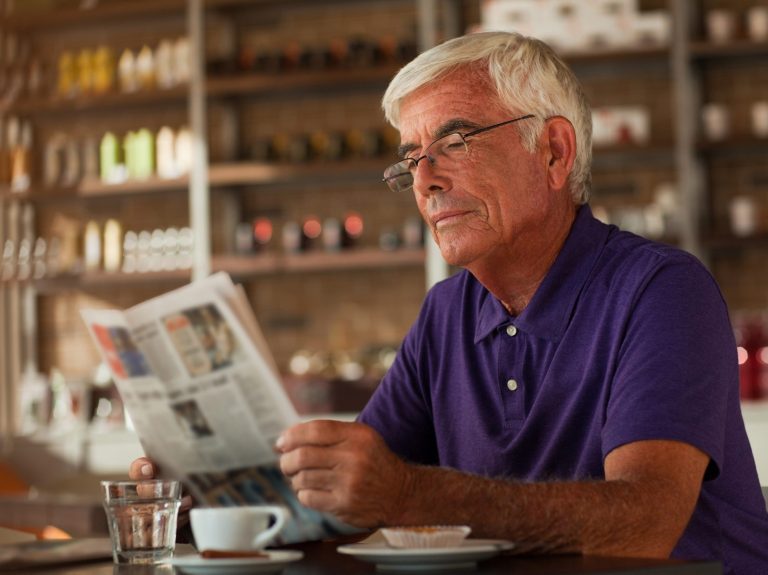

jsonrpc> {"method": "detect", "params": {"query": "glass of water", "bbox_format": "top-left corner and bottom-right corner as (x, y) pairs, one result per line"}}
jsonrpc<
(101, 480), (181, 564)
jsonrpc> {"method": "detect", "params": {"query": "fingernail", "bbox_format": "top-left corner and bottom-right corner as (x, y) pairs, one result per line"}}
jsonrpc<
(275, 435), (285, 450)
(141, 464), (153, 477)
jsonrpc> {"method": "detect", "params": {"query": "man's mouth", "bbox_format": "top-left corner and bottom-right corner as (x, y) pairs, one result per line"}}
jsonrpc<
(432, 210), (471, 228)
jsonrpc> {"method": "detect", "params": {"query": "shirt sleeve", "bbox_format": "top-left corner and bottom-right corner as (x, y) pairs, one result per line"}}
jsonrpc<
(358, 296), (439, 466)
(601, 254), (737, 479)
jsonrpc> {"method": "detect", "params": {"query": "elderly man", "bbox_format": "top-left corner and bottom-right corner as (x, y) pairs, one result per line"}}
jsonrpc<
(133, 32), (768, 573)
(275, 32), (768, 572)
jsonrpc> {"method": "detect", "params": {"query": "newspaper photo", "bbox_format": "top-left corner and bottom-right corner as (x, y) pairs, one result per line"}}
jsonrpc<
(81, 272), (358, 544)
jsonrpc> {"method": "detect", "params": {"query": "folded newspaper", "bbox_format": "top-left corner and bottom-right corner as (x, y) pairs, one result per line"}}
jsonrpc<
(81, 272), (358, 544)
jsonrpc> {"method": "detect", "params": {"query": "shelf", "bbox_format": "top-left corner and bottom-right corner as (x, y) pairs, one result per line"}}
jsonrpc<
(1, 65), (396, 116)
(1, 176), (190, 203)
(562, 45), (669, 65)
(213, 248), (425, 279)
(2, 160), (388, 203)
(2, 87), (188, 116)
(31, 270), (192, 294)
(705, 233), (768, 252)
(5, 0), (186, 31)
(25, 250), (424, 292)
(206, 64), (401, 98)
(697, 137), (768, 157)
(690, 40), (768, 59)
(208, 160), (386, 188)
(592, 142), (676, 169)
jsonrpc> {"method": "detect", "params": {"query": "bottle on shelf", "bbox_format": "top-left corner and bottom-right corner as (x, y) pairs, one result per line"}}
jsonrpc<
(16, 237), (31, 280)
(282, 221), (301, 254)
(61, 136), (82, 187)
(122, 231), (138, 273)
(83, 220), (102, 272)
(135, 45), (156, 91)
(1, 239), (15, 281)
(76, 48), (94, 96)
(124, 128), (155, 180)
(118, 49), (138, 93)
(173, 38), (192, 85)
(9, 117), (32, 192)
(32, 237), (47, 280)
(175, 127), (193, 176)
(43, 133), (65, 188)
(403, 216), (424, 249)
(155, 40), (175, 89)
(301, 216), (322, 251)
(92, 45), (116, 95)
(253, 217), (273, 252)
(322, 218), (341, 252)
(156, 126), (177, 179)
(0, 117), (9, 186)
(163, 227), (180, 270)
(308, 130), (343, 162)
(234, 222), (254, 254)
(100, 131), (123, 183)
(103, 219), (123, 273)
(342, 212), (364, 249)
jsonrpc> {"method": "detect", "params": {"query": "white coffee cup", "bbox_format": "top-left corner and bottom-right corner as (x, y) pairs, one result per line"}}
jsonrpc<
(190, 506), (288, 551)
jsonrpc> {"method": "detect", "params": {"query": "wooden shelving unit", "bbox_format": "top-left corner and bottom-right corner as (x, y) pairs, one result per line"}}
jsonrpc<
(206, 65), (401, 98)
(1, 87), (189, 116)
(562, 45), (669, 65)
(689, 39), (768, 59)
(213, 248), (425, 278)
(4, 0), (187, 31)
(21, 248), (425, 293)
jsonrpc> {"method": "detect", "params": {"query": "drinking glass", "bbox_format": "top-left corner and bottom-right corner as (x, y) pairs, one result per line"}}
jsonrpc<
(101, 480), (181, 564)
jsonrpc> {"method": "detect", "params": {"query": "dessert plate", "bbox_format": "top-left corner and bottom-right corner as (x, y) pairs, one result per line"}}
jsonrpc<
(337, 539), (514, 571)
(168, 549), (304, 574)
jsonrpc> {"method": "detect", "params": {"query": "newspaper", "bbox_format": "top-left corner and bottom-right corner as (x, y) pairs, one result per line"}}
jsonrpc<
(81, 272), (357, 544)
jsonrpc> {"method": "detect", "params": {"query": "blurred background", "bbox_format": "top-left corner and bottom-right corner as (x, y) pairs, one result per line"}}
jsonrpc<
(0, 0), (766, 539)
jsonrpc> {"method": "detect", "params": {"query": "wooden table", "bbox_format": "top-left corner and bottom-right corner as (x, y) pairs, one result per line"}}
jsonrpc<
(0, 539), (722, 574)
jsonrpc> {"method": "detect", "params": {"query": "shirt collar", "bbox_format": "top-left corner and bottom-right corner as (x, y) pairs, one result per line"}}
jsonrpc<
(474, 204), (611, 343)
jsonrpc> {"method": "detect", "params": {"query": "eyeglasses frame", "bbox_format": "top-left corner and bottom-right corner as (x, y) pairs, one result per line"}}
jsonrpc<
(382, 113), (536, 192)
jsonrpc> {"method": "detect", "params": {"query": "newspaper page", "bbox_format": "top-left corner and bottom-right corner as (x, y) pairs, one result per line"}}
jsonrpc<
(81, 272), (357, 544)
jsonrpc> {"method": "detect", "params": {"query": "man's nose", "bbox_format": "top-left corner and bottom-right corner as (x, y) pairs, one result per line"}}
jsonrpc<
(412, 157), (450, 197)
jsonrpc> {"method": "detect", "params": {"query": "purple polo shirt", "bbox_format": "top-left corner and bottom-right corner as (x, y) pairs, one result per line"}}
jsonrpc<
(359, 205), (768, 574)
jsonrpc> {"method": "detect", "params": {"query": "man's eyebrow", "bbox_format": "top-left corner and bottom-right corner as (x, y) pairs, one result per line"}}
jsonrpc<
(397, 118), (481, 158)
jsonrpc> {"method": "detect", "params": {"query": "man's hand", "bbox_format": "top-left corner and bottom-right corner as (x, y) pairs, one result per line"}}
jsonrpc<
(276, 420), (415, 527)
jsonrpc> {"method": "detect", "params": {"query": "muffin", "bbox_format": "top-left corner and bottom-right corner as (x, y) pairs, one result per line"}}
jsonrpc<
(381, 525), (471, 549)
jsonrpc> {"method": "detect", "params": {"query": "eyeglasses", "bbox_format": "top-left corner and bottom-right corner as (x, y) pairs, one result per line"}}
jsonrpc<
(382, 114), (536, 193)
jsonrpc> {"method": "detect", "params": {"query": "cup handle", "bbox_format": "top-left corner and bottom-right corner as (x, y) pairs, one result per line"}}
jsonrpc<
(252, 506), (288, 549)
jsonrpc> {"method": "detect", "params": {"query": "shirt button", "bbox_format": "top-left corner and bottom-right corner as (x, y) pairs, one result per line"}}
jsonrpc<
(506, 325), (518, 337)
(506, 379), (518, 392)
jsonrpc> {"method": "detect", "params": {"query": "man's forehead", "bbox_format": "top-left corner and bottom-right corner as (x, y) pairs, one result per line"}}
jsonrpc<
(398, 69), (501, 131)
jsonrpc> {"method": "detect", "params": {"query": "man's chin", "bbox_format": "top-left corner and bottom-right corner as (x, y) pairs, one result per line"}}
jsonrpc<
(436, 245), (472, 269)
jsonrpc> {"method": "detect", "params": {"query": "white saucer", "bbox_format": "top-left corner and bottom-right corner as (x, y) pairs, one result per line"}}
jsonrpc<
(168, 550), (304, 574)
(337, 539), (514, 571)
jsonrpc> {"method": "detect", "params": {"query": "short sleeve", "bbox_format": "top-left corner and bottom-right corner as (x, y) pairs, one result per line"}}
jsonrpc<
(358, 299), (439, 466)
(602, 256), (737, 480)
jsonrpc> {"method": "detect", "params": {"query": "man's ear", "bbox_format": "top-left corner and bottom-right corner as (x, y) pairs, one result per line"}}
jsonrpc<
(544, 117), (577, 192)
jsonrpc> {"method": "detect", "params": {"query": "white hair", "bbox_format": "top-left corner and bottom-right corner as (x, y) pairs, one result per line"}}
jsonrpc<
(382, 31), (592, 203)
